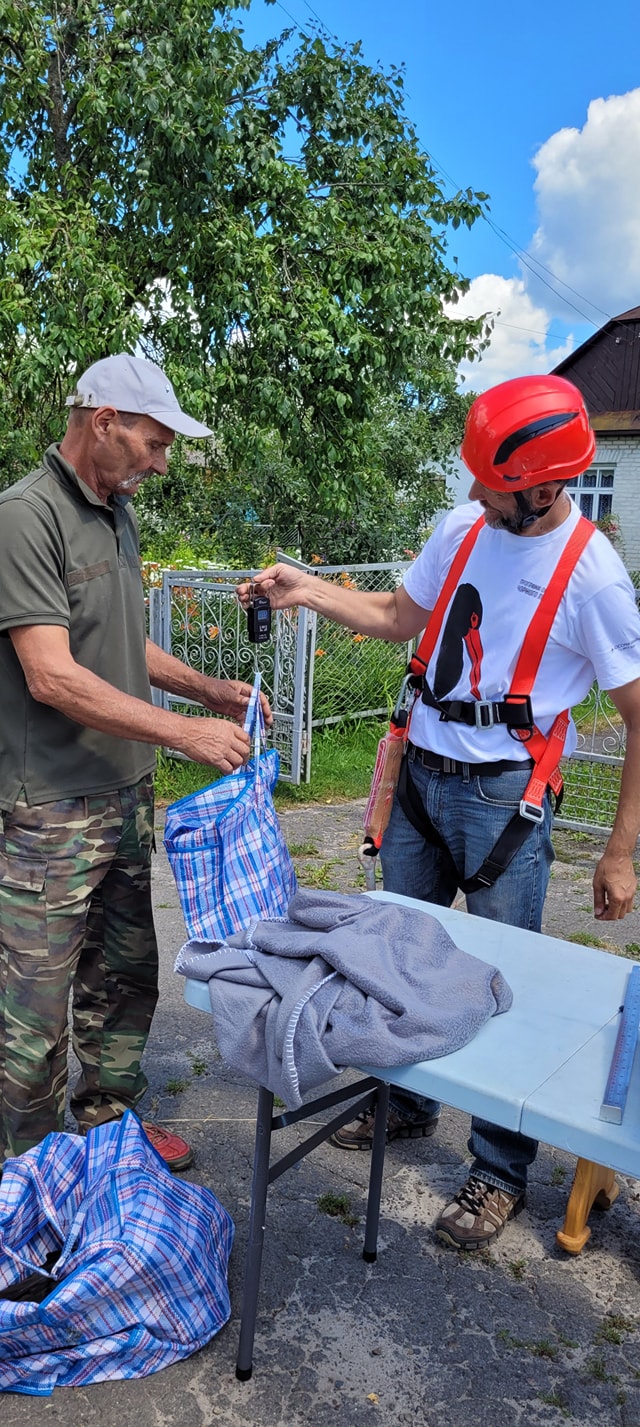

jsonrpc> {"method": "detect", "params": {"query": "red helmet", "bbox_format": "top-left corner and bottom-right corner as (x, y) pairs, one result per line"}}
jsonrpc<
(461, 375), (596, 491)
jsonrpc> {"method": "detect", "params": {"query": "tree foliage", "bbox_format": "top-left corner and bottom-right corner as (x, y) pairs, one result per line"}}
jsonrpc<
(1, 0), (489, 526)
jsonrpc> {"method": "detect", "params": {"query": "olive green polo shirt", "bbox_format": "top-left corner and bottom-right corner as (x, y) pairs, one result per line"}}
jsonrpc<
(0, 444), (156, 811)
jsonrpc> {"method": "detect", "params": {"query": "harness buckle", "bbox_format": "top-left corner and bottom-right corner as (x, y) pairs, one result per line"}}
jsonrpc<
(474, 700), (495, 729)
(519, 799), (545, 824)
(391, 674), (414, 729)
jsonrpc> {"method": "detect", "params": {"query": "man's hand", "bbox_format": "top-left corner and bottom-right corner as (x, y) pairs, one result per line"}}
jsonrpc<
(593, 849), (637, 920)
(198, 675), (273, 727)
(237, 565), (313, 612)
(173, 716), (251, 774)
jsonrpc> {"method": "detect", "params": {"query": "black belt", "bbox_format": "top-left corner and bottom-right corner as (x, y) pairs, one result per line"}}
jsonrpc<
(408, 744), (534, 777)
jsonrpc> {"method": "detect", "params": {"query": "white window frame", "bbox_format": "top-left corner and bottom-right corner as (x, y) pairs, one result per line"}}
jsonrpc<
(567, 466), (615, 522)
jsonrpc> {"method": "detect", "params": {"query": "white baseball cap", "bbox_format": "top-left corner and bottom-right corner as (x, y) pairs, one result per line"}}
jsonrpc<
(65, 353), (213, 438)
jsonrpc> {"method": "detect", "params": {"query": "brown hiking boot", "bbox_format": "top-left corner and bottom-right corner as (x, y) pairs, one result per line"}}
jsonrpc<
(330, 1106), (440, 1151)
(435, 1175), (525, 1250)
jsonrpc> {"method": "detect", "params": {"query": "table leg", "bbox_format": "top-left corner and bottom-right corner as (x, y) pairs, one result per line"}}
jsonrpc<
(363, 1081), (390, 1263)
(556, 1157), (619, 1255)
(236, 1085), (274, 1381)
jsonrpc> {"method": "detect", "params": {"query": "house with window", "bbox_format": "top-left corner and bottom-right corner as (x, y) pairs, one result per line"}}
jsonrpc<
(552, 305), (640, 573)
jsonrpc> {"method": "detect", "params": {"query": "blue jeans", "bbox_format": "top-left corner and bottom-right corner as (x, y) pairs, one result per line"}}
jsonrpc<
(379, 752), (555, 1193)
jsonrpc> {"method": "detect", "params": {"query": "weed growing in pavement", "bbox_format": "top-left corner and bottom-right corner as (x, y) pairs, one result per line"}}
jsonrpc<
(550, 1165), (567, 1186)
(287, 841), (321, 857)
(297, 860), (340, 890)
(585, 1355), (612, 1381)
(497, 1329), (559, 1359)
(164, 1078), (188, 1096)
(622, 943), (640, 961)
(594, 1314), (637, 1345)
(317, 1192), (359, 1228)
(539, 1392), (571, 1419)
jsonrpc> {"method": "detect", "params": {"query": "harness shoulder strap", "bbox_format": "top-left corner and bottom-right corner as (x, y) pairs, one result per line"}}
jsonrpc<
(508, 513), (595, 700)
(409, 515), (485, 678)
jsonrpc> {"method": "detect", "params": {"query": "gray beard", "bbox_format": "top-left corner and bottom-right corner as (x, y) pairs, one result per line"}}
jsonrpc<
(117, 468), (156, 491)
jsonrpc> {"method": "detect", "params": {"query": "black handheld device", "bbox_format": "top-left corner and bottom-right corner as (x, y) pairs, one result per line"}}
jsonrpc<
(247, 593), (272, 644)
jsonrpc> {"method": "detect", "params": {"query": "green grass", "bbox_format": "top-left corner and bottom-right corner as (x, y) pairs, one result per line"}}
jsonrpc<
(565, 932), (609, 949)
(155, 718), (387, 807)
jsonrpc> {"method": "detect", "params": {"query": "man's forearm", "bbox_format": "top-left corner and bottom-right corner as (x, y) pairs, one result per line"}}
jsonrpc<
(606, 725), (640, 857)
(33, 650), (196, 750)
(146, 638), (209, 702)
(306, 582), (403, 638)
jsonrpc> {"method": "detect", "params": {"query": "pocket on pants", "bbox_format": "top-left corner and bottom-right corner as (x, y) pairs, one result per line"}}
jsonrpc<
(0, 851), (47, 894)
(475, 771), (532, 809)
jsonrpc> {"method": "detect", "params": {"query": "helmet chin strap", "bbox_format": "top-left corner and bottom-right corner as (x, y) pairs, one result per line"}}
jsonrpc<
(513, 485), (563, 532)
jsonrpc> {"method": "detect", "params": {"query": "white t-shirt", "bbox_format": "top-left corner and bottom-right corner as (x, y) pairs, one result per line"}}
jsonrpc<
(402, 500), (640, 763)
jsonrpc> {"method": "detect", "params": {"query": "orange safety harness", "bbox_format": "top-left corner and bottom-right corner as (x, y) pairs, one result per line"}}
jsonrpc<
(387, 511), (595, 894)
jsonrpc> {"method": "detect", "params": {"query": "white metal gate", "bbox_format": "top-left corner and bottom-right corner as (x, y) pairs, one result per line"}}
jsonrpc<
(148, 569), (310, 783)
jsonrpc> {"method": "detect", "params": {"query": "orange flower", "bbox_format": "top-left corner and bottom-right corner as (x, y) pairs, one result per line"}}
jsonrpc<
(315, 648), (326, 658)
(310, 554), (324, 565)
(352, 633), (365, 643)
(208, 625), (219, 639)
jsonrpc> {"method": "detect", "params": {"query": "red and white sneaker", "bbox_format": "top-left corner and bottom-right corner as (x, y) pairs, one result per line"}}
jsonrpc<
(141, 1121), (194, 1172)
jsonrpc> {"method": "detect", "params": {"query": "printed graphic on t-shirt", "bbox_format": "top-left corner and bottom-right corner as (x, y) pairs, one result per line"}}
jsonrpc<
(517, 579), (544, 600)
(433, 582), (484, 701)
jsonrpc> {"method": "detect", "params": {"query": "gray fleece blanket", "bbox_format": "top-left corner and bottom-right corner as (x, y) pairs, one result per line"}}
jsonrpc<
(175, 890), (512, 1108)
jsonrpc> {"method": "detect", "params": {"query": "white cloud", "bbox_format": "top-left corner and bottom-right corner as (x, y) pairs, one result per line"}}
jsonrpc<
(449, 274), (575, 392)
(531, 88), (640, 317)
(450, 87), (640, 388)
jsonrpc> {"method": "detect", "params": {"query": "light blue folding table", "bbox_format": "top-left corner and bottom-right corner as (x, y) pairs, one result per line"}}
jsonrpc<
(182, 890), (640, 1379)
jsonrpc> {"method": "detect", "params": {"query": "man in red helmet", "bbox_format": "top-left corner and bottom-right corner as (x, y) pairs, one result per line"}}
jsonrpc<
(238, 374), (640, 1250)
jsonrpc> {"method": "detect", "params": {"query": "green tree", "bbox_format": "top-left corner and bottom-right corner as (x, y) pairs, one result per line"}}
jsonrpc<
(1, 0), (489, 511)
(135, 358), (473, 566)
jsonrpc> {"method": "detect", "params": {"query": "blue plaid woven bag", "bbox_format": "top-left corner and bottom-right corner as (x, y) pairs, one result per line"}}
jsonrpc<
(164, 673), (297, 942)
(0, 1113), (233, 1394)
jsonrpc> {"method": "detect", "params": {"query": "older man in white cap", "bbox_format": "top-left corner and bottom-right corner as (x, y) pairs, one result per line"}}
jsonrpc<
(0, 354), (267, 1173)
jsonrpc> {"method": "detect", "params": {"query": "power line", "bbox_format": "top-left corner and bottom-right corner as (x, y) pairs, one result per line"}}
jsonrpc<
(425, 148), (628, 337)
(487, 217), (614, 325)
(456, 317), (575, 342)
(300, 0), (330, 29)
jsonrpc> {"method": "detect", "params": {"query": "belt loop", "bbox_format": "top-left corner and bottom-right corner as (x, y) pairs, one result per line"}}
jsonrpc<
(462, 762), (471, 785)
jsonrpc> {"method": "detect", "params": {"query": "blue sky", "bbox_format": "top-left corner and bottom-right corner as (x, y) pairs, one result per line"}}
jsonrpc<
(240, 0), (640, 388)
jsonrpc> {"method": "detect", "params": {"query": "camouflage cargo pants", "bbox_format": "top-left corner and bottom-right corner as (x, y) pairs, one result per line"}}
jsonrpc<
(0, 776), (158, 1164)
